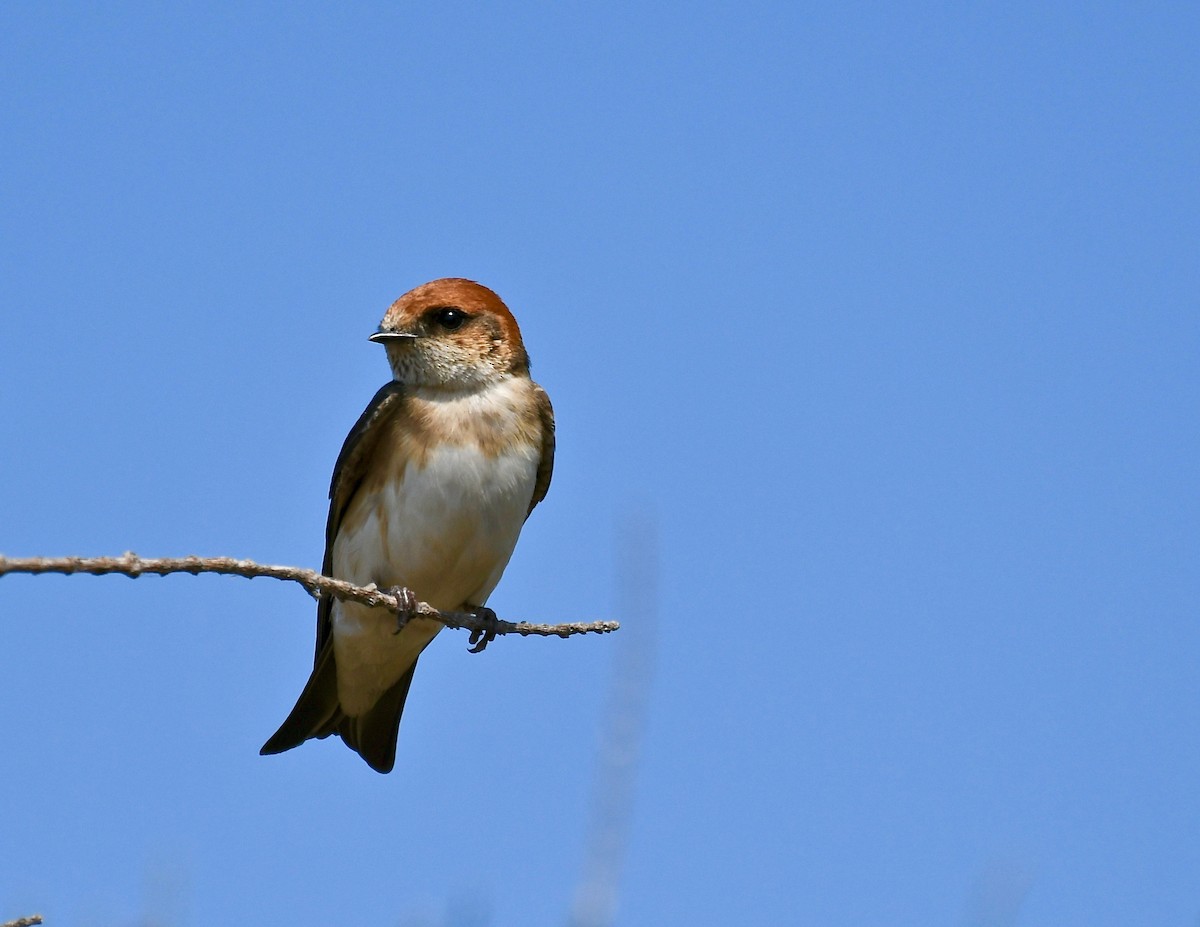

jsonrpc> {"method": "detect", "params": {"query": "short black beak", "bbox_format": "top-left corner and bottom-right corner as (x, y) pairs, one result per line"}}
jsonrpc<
(369, 329), (419, 344)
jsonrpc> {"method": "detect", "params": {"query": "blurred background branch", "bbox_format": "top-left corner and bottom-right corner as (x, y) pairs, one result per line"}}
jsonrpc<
(569, 514), (658, 927)
(1, 915), (44, 927)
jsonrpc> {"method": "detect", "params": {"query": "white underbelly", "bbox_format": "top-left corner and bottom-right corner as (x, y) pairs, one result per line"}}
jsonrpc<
(329, 441), (539, 715)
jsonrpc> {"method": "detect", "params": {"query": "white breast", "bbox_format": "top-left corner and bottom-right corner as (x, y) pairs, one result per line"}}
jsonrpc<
(329, 400), (541, 715)
(339, 440), (539, 606)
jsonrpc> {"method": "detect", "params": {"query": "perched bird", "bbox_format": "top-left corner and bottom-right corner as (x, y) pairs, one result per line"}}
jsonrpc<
(261, 278), (554, 773)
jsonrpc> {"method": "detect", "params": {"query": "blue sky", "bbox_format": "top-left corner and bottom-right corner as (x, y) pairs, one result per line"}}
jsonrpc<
(1, 3), (1197, 925)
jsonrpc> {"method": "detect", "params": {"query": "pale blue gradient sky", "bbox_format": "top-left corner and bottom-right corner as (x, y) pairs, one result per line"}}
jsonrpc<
(1, 3), (1197, 926)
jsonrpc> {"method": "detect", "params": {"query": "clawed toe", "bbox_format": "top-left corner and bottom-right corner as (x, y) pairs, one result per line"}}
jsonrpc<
(389, 586), (420, 634)
(467, 605), (500, 653)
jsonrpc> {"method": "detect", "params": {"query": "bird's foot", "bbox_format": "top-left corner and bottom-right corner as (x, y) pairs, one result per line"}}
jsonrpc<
(467, 605), (500, 653)
(388, 586), (420, 634)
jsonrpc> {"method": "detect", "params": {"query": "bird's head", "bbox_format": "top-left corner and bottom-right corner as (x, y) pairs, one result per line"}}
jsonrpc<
(370, 278), (530, 388)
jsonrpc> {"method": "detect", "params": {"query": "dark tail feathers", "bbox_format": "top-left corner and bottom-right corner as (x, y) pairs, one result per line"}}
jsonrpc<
(260, 640), (419, 775)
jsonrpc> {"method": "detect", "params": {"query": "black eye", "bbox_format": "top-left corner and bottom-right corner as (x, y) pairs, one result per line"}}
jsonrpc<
(431, 307), (468, 331)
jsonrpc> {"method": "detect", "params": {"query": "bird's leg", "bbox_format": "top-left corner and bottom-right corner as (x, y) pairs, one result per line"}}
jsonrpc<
(388, 586), (420, 634)
(466, 604), (500, 653)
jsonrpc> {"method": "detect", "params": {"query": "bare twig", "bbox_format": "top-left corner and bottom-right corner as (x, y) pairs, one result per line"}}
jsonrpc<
(1, 915), (44, 927)
(0, 553), (618, 641)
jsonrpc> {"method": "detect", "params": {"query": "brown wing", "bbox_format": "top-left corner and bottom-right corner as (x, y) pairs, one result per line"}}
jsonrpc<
(313, 380), (408, 658)
(527, 382), (555, 518)
(260, 381), (413, 767)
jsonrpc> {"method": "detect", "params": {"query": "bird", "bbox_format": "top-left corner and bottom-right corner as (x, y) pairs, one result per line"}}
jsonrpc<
(260, 278), (554, 773)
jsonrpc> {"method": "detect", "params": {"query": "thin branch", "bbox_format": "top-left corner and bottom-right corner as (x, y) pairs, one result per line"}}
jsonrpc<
(1, 916), (44, 927)
(0, 553), (618, 641)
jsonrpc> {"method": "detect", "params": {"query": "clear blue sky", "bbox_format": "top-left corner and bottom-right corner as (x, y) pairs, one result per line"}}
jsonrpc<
(1, 3), (1197, 925)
